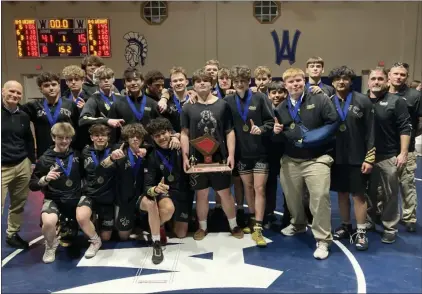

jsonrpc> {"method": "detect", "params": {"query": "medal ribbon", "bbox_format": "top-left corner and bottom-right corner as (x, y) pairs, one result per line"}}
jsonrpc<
(172, 94), (183, 114)
(156, 150), (174, 174)
(100, 92), (115, 108)
(235, 89), (253, 124)
(126, 95), (147, 121)
(215, 84), (222, 99)
(127, 148), (143, 178)
(55, 153), (74, 177)
(305, 81), (322, 91)
(68, 93), (83, 104)
(90, 148), (111, 167)
(334, 92), (353, 122)
(43, 98), (63, 126)
(287, 95), (303, 123)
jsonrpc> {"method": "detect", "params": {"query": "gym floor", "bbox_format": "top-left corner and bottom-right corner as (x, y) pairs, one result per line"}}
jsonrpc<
(2, 159), (422, 293)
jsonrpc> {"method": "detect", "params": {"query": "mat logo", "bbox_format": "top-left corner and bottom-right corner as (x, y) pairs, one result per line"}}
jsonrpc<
(271, 29), (301, 66)
(57, 233), (282, 293)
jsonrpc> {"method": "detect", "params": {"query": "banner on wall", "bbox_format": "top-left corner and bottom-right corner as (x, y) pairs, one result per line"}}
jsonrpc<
(123, 31), (148, 67)
(271, 29), (301, 66)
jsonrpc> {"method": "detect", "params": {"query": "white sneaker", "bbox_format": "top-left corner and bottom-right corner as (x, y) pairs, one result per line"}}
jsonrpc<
(313, 242), (329, 260)
(85, 238), (102, 258)
(43, 238), (59, 264)
(281, 224), (307, 236)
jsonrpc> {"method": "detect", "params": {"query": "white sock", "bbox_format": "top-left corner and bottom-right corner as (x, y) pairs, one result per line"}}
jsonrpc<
(152, 235), (160, 242)
(199, 220), (207, 231)
(90, 233), (100, 241)
(228, 217), (238, 230)
(356, 224), (366, 230)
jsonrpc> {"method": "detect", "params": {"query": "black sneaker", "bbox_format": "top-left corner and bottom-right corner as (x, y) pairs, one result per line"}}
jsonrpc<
(152, 241), (164, 265)
(333, 224), (353, 240)
(6, 233), (29, 249)
(381, 232), (396, 244)
(405, 222), (416, 233)
(350, 228), (368, 251)
(263, 213), (277, 229)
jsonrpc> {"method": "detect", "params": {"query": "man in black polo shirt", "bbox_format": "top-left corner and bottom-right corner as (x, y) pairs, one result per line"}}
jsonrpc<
(1, 80), (35, 249)
(328, 66), (375, 251)
(367, 67), (411, 243)
(368, 67), (412, 240)
(274, 67), (338, 260)
(181, 68), (243, 241)
(224, 65), (274, 247)
(388, 62), (421, 232)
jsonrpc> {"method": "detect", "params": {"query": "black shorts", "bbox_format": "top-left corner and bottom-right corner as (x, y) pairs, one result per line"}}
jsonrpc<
(41, 199), (78, 219)
(236, 158), (269, 175)
(115, 201), (137, 232)
(189, 172), (232, 191)
(331, 164), (369, 195)
(172, 190), (194, 223)
(77, 196), (114, 231)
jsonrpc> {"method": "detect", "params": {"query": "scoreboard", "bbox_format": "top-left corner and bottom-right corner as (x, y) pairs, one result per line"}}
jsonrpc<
(15, 18), (111, 58)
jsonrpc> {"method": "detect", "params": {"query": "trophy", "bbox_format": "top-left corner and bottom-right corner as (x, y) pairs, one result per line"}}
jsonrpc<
(186, 134), (232, 174)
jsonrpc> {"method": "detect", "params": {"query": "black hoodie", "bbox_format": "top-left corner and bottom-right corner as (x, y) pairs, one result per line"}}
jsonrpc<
(114, 145), (146, 207)
(81, 144), (116, 205)
(30, 147), (83, 203)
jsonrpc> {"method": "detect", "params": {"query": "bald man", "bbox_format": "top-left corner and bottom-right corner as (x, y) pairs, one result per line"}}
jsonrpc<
(1, 80), (35, 249)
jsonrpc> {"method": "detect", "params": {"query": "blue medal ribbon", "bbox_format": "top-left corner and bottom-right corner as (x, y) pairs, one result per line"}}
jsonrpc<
(127, 148), (143, 178)
(334, 92), (353, 122)
(90, 148), (110, 167)
(305, 81), (322, 91)
(235, 89), (253, 124)
(55, 153), (74, 177)
(287, 95), (303, 123)
(215, 84), (222, 99)
(43, 97), (63, 126)
(172, 94), (184, 114)
(68, 93), (83, 104)
(100, 92), (115, 108)
(126, 95), (147, 121)
(156, 150), (174, 174)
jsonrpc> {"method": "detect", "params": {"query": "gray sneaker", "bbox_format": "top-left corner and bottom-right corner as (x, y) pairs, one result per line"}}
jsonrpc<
(281, 224), (307, 236)
(43, 238), (59, 264)
(85, 238), (102, 258)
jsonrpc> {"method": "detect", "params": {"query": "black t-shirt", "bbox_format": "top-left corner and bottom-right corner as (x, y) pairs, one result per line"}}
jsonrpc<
(181, 98), (234, 162)
(331, 91), (376, 165)
(224, 91), (274, 159)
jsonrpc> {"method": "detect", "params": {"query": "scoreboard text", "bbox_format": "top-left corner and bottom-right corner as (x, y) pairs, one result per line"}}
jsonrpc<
(15, 18), (111, 58)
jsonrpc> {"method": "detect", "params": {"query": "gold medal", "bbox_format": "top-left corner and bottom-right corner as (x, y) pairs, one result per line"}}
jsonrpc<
(105, 103), (110, 111)
(339, 124), (347, 132)
(290, 123), (295, 129)
(243, 124), (249, 132)
(65, 179), (73, 187)
(97, 176), (104, 184)
(167, 174), (174, 182)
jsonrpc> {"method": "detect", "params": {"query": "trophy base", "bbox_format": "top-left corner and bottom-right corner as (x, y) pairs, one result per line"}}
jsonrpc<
(186, 163), (232, 174)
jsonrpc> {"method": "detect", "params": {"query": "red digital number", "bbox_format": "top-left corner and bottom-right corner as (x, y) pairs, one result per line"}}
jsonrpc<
(78, 34), (87, 43)
(42, 46), (48, 54)
(41, 34), (53, 43)
(104, 51), (110, 56)
(81, 45), (87, 53)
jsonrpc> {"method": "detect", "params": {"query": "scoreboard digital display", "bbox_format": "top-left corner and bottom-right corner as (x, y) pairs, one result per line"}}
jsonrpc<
(15, 18), (111, 58)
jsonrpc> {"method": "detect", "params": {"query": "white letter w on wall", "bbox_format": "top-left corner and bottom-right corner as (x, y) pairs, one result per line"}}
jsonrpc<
(271, 29), (301, 66)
